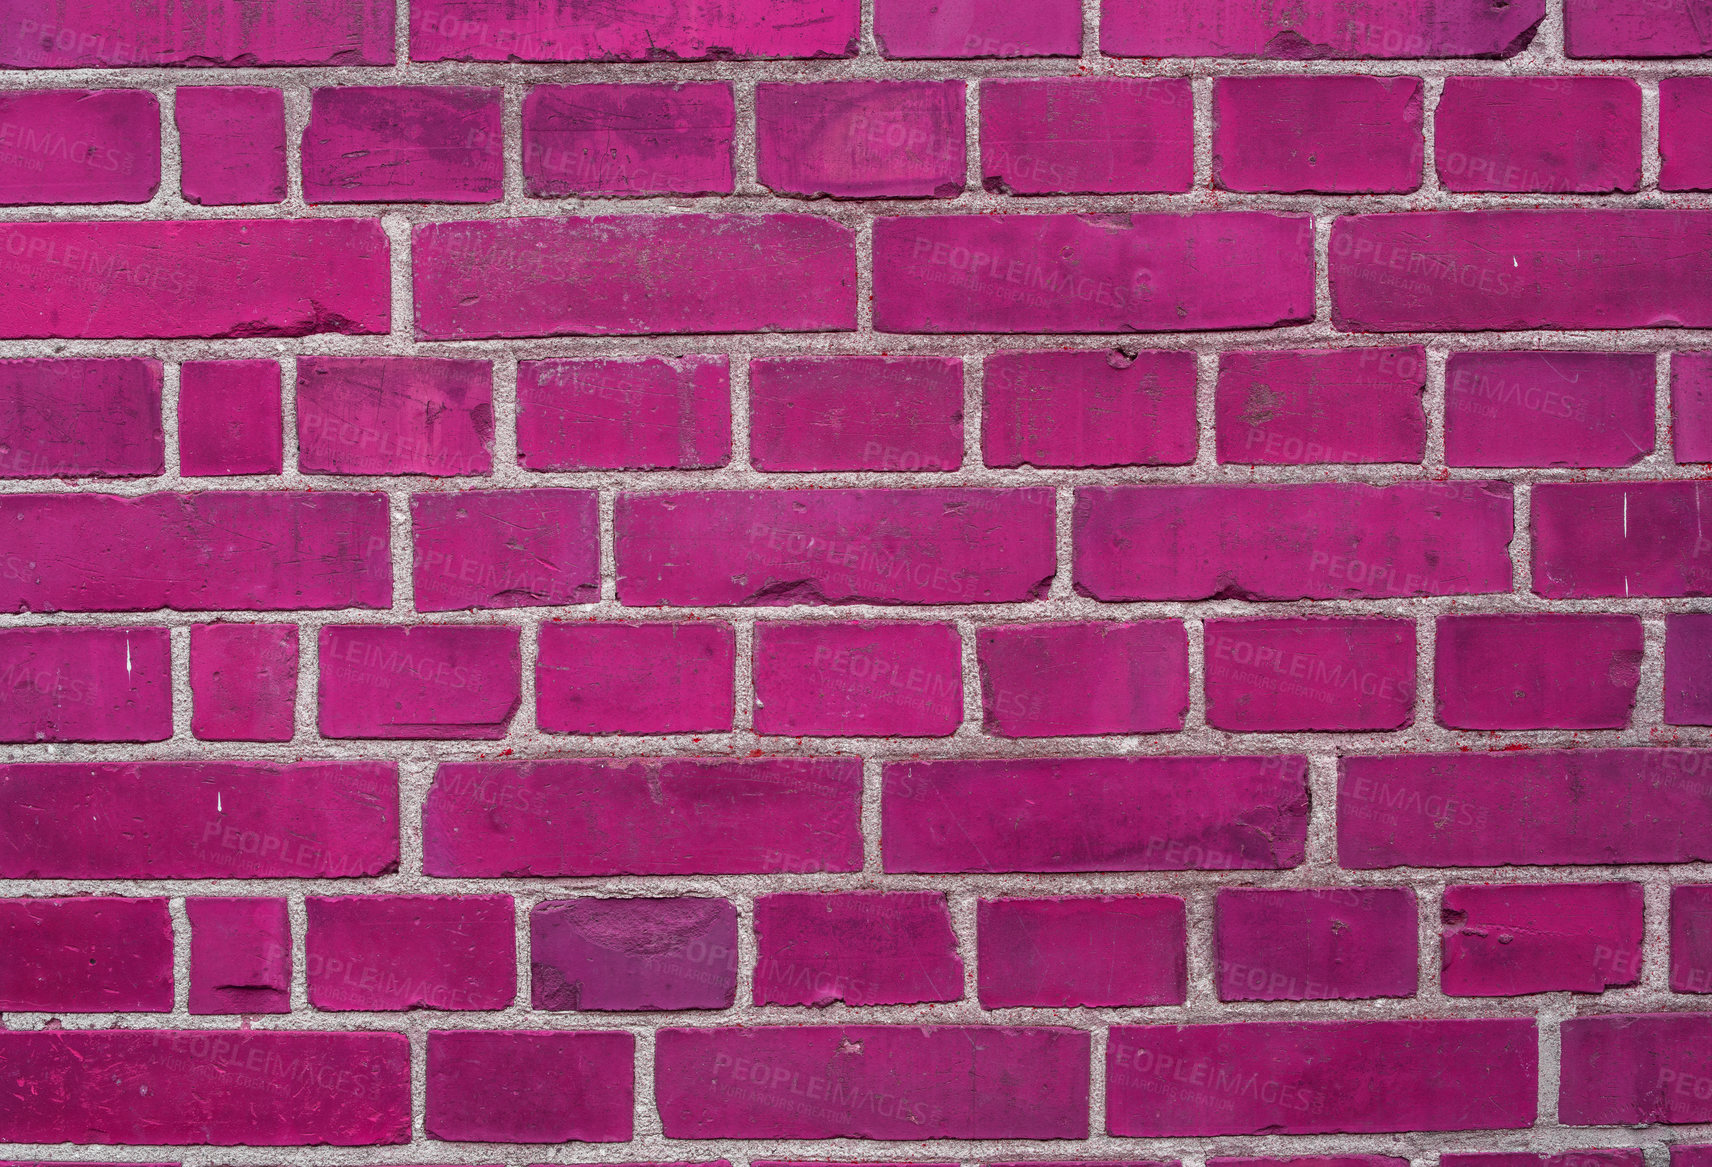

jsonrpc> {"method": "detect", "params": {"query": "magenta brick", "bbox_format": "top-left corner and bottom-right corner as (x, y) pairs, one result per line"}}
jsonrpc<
(757, 81), (964, 199)
(297, 357), (493, 476)
(307, 895), (515, 1011)
(524, 83), (733, 197)
(1206, 618), (1416, 733)
(0, 760), (398, 878)
(884, 755), (1308, 873)
(518, 356), (730, 471)
(1675, 352), (1712, 462)
(750, 356), (963, 472)
(415, 216), (855, 339)
(1435, 614), (1642, 730)
(186, 896), (289, 1015)
(1076, 482), (1513, 601)
(656, 1026), (1089, 1138)
(1446, 351), (1655, 468)
(1216, 888), (1417, 1001)
(0, 897), (172, 1012)
(1, 0), (394, 65)
(618, 489), (1055, 606)
(754, 892), (963, 1005)
(0, 1030), (409, 1144)
(1662, 79), (1712, 189)
(983, 349), (1197, 468)
(1444, 1155), (1642, 1167)
(176, 87), (285, 205)
(876, 0), (1079, 57)
(1674, 886), (1712, 992)
(981, 78), (1191, 195)
(1100, 0), (1544, 57)
(1215, 348), (1426, 465)
(1442, 882), (1643, 997)
(303, 87), (500, 204)
(1533, 482), (1712, 597)
(411, 489), (598, 611)
(531, 897), (737, 1010)
(874, 214), (1313, 333)
(978, 621), (1188, 736)
(1339, 750), (1712, 868)
(537, 622), (735, 735)
(1560, 1014), (1712, 1123)
(0, 626), (169, 743)
(1213, 1160), (1407, 1167)
(1680, 1152), (1712, 1167)
(178, 360), (282, 476)
(424, 757), (861, 876)
(0, 357), (162, 478)
(1437, 77), (1641, 193)
(1566, 0), (1712, 57)
(189, 623), (298, 742)
(1108, 1019), (1536, 1135)
(0, 90), (158, 204)
(318, 625), (520, 740)
(753, 621), (962, 737)
(1214, 76), (1422, 194)
(426, 1029), (633, 1142)
(977, 896), (1186, 1007)
(1668, 614), (1712, 725)
(0, 219), (387, 338)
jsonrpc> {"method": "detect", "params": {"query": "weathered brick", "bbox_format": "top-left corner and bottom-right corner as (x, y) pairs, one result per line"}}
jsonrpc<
(977, 896), (1186, 1007)
(1662, 78), (1712, 190)
(1565, 0), (1712, 57)
(876, 0), (1080, 57)
(517, 356), (731, 471)
(977, 621), (1189, 736)
(1674, 352), (1712, 462)
(754, 892), (963, 1005)
(411, 489), (598, 611)
(0, 89), (158, 204)
(1560, 1014), (1712, 1123)
(1215, 348), (1427, 465)
(306, 895), (515, 1011)
(176, 87), (286, 205)
(1442, 882), (1644, 996)
(1444, 1153), (1642, 1167)
(523, 83), (734, 197)
(1214, 76), (1422, 194)
(318, 625), (521, 740)
(1100, 0), (1544, 58)
(752, 621), (962, 737)
(1213, 1159), (1407, 1167)
(1216, 888), (1417, 1002)
(186, 896), (289, 1015)
(982, 78), (1192, 194)
(0, 0), (395, 65)
(303, 87), (501, 204)
(757, 81), (964, 198)
(1445, 351), (1655, 468)
(1204, 618), (1416, 732)
(426, 1029), (634, 1142)
(1674, 886), (1712, 992)
(0, 626), (170, 743)
(297, 357), (493, 477)
(0, 896), (173, 1012)
(1667, 613), (1712, 726)
(1436, 77), (1641, 193)
(983, 349), (1197, 468)
(0, 357), (163, 478)
(1533, 482), (1712, 597)
(531, 897), (738, 1010)
(178, 360), (283, 476)
(189, 623), (298, 742)
(750, 356), (963, 472)
(537, 622), (735, 735)
(1436, 615), (1642, 730)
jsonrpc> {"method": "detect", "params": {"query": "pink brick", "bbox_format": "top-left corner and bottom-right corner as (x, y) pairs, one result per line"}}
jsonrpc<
(1214, 76), (1422, 194)
(757, 81), (964, 199)
(0, 1030), (410, 1144)
(411, 489), (598, 611)
(1437, 77), (1641, 193)
(1339, 750), (1712, 868)
(1674, 352), (1712, 462)
(874, 214), (1313, 333)
(307, 895), (515, 1011)
(0, 219), (388, 338)
(1, 0), (395, 65)
(876, 0), (1080, 57)
(318, 625), (520, 740)
(0, 760), (399, 878)
(1442, 882), (1644, 996)
(884, 756), (1308, 873)
(1100, 0), (1544, 57)
(0, 357), (163, 478)
(523, 83), (733, 197)
(517, 356), (730, 471)
(1566, 0), (1712, 57)
(617, 489), (1055, 606)
(977, 896), (1186, 1007)
(0, 626), (169, 743)
(0, 897), (172, 1012)
(1674, 886), (1712, 992)
(178, 360), (282, 476)
(1205, 618), (1416, 733)
(753, 621), (962, 736)
(0, 90), (158, 204)
(1533, 482), (1712, 597)
(750, 356), (963, 472)
(1668, 614), (1712, 725)
(424, 757), (861, 876)
(414, 217), (855, 338)
(1108, 1019), (1536, 1135)
(297, 357), (493, 476)
(1560, 1014), (1712, 1123)
(1215, 347), (1426, 464)
(1214, 1159), (1407, 1167)
(1435, 614), (1642, 730)
(1662, 78), (1712, 190)
(977, 621), (1188, 736)
(1075, 483), (1513, 601)
(1216, 888), (1417, 1001)
(186, 896), (289, 1015)
(981, 78), (1191, 195)
(176, 87), (286, 205)
(425, 1029), (633, 1142)
(189, 623), (298, 742)
(531, 897), (737, 1010)
(1446, 351), (1655, 468)
(303, 87), (500, 204)
(754, 892), (963, 1005)
(983, 349), (1197, 468)
(656, 1026), (1089, 1138)
(537, 622), (735, 735)
(1445, 1154), (1642, 1167)
(1680, 1151), (1712, 1167)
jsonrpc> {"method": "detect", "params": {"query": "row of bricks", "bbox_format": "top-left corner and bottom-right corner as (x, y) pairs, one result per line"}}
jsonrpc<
(0, 1159), (1683, 1167)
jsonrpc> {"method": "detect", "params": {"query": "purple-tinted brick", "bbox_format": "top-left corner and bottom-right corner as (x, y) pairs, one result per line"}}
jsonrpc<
(1674, 352), (1712, 462)
(426, 1029), (634, 1143)
(754, 892), (963, 1005)
(531, 897), (738, 1010)
(753, 621), (962, 737)
(189, 623), (298, 742)
(977, 896), (1186, 1007)
(0, 357), (163, 478)
(1680, 1151), (1712, 1167)
(537, 623), (735, 735)
(1205, 618), (1416, 732)
(1436, 77), (1641, 193)
(0, 0), (395, 65)
(178, 360), (283, 476)
(1443, 882), (1643, 996)
(518, 356), (730, 471)
(978, 621), (1188, 736)
(307, 895), (515, 1011)
(1534, 482), (1712, 597)
(1674, 886), (1712, 992)
(0, 897), (172, 1012)
(424, 757), (861, 877)
(1445, 1154), (1642, 1167)
(0, 90), (158, 204)
(1560, 1014), (1712, 1123)
(876, 0), (1079, 57)
(1215, 76), (1422, 194)
(750, 356), (963, 472)
(1215, 347), (1426, 464)
(1446, 351), (1655, 468)
(1108, 1019), (1536, 1135)
(302, 87), (501, 204)
(1100, 0), (1545, 57)
(981, 78), (1192, 195)
(297, 357), (493, 477)
(176, 87), (286, 205)
(411, 489), (598, 611)
(1566, 0), (1712, 57)
(0, 626), (169, 743)
(983, 350), (1197, 468)
(318, 625), (520, 740)
(1214, 1159), (1408, 1167)
(1435, 614), (1642, 730)
(1668, 614), (1712, 726)
(186, 896), (289, 1015)
(523, 84), (733, 197)
(1662, 78), (1712, 190)
(757, 81), (964, 199)
(1216, 888), (1417, 1001)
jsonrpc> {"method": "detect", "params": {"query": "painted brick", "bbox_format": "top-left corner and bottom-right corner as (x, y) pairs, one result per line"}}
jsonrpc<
(1662, 78), (1712, 190)
(0, 896), (173, 1012)
(977, 620), (1189, 736)
(1560, 1014), (1712, 1123)
(317, 625), (521, 740)
(1214, 76), (1422, 194)
(1435, 613), (1644, 729)
(517, 356), (731, 471)
(749, 356), (963, 472)
(536, 622), (735, 735)
(424, 1029), (634, 1142)
(753, 892), (963, 1005)
(1679, 1151), (1712, 1167)
(1674, 352), (1712, 462)
(176, 87), (286, 205)
(523, 83), (734, 197)
(303, 87), (501, 204)
(1445, 351), (1655, 468)
(1442, 882), (1644, 996)
(1217, 888), (1418, 1002)
(1099, 0), (1545, 58)
(1668, 613), (1712, 726)
(757, 81), (964, 198)
(1674, 886), (1712, 992)
(411, 489), (598, 611)
(1213, 1159), (1407, 1167)
(1533, 482), (1712, 597)
(983, 349), (1197, 468)
(0, 625), (170, 743)
(530, 897), (738, 1010)
(1444, 1154), (1642, 1167)
(752, 621), (962, 736)
(1436, 77), (1642, 193)
(0, 0), (395, 65)
(1565, 0), (1712, 57)
(297, 357), (493, 477)
(1215, 347), (1427, 465)
(0, 357), (163, 478)
(177, 360), (283, 477)
(306, 895), (515, 1011)
(1204, 618), (1416, 732)
(981, 78), (1193, 195)
(189, 623), (298, 742)
(977, 896), (1187, 1007)
(0, 89), (158, 204)
(186, 896), (289, 1015)
(875, 0), (1080, 58)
